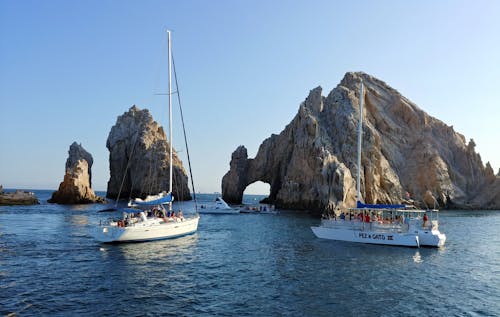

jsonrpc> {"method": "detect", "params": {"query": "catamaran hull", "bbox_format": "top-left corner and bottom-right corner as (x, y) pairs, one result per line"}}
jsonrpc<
(311, 226), (419, 247)
(92, 216), (199, 243)
(417, 230), (446, 247)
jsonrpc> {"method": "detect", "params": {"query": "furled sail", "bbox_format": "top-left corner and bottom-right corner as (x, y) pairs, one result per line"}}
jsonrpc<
(129, 191), (174, 206)
(356, 201), (406, 209)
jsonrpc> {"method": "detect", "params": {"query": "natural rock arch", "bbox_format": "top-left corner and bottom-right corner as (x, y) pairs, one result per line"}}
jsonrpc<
(244, 181), (271, 196)
(222, 72), (500, 212)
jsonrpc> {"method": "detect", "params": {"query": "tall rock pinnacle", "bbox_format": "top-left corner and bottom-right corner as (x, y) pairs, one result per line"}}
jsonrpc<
(106, 106), (191, 201)
(49, 142), (105, 204)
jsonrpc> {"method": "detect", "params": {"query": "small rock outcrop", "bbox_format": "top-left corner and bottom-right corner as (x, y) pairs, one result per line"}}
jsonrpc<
(106, 106), (191, 200)
(49, 142), (105, 204)
(222, 72), (500, 212)
(0, 186), (39, 205)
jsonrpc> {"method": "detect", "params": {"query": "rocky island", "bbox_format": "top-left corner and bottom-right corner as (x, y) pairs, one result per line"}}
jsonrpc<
(106, 106), (191, 201)
(49, 142), (105, 204)
(0, 185), (39, 205)
(222, 72), (500, 212)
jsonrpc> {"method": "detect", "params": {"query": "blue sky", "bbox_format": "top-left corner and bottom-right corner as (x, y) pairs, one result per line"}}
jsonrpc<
(1, 0), (499, 194)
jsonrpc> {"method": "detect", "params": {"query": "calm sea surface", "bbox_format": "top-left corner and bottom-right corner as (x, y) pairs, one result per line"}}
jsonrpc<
(1, 190), (499, 316)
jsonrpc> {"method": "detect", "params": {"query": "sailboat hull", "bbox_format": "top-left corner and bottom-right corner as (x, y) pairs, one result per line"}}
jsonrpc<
(92, 216), (199, 243)
(311, 226), (419, 247)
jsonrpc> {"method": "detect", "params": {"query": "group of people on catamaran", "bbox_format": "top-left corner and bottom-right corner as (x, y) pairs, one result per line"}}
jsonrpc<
(326, 208), (432, 229)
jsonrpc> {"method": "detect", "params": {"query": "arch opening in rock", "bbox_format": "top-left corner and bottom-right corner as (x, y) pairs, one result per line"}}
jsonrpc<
(243, 181), (271, 204)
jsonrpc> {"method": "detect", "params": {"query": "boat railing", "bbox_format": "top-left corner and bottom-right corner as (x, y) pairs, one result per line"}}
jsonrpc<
(371, 222), (407, 233)
(320, 219), (410, 233)
(321, 219), (364, 230)
(431, 220), (439, 231)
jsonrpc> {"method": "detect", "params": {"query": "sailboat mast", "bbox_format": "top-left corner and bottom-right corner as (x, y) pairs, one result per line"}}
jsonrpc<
(356, 81), (364, 204)
(167, 30), (173, 211)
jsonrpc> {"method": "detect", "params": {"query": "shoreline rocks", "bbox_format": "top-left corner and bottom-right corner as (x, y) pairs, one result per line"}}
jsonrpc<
(222, 72), (500, 212)
(0, 186), (39, 205)
(49, 142), (105, 204)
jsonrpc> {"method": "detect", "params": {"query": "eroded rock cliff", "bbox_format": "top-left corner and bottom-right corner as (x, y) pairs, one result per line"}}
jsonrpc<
(222, 72), (500, 212)
(49, 142), (105, 204)
(106, 106), (191, 201)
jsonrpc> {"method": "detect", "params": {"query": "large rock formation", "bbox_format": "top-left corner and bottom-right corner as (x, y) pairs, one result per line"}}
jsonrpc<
(106, 106), (191, 200)
(49, 142), (105, 204)
(222, 72), (500, 212)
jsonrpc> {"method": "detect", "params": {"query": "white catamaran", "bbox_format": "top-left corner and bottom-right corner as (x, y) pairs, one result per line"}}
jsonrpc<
(311, 81), (446, 247)
(92, 30), (199, 243)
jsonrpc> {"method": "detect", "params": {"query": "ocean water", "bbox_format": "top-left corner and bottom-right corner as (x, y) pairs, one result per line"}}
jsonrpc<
(1, 190), (499, 316)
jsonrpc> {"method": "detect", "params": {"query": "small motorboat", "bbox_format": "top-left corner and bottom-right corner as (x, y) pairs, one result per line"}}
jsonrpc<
(199, 197), (240, 214)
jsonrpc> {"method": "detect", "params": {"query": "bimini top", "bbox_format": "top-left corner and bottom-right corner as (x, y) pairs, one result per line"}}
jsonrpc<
(129, 192), (174, 206)
(353, 201), (437, 213)
(356, 201), (405, 209)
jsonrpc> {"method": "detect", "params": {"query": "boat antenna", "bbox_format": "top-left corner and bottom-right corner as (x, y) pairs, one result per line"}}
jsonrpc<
(356, 81), (364, 205)
(172, 46), (199, 213)
(167, 30), (173, 212)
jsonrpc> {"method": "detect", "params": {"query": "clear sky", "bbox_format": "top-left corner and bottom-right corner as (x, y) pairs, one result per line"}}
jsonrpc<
(1, 0), (499, 195)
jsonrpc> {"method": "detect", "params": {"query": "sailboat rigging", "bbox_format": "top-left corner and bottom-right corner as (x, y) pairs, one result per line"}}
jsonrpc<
(92, 30), (200, 243)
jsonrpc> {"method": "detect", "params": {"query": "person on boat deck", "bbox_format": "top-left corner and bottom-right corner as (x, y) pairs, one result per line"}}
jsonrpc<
(340, 212), (345, 220)
(423, 213), (429, 227)
(150, 206), (158, 217)
(364, 213), (370, 223)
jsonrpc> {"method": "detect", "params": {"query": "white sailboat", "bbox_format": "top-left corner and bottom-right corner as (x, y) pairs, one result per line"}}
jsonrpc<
(92, 30), (199, 243)
(199, 196), (240, 214)
(311, 81), (446, 247)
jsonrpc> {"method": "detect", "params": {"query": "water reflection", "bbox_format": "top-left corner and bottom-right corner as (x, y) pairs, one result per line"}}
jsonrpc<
(66, 214), (89, 226)
(69, 204), (92, 212)
(413, 251), (423, 263)
(100, 234), (199, 266)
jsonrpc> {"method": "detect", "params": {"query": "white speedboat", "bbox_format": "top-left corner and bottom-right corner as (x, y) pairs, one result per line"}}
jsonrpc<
(311, 81), (446, 248)
(199, 197), (240, 214)
(92, 30), (200, 243)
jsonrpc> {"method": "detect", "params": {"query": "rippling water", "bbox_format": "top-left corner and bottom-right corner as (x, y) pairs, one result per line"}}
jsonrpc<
(1, 191), (499, 316)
